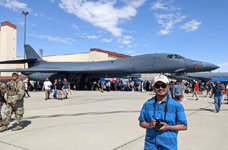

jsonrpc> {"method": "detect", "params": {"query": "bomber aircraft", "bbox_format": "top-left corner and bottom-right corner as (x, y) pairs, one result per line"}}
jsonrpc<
(169, 71), (228, 82)
(0, 44), (219, 88)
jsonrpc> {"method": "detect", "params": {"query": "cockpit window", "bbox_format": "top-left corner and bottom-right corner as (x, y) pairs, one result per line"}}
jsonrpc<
(167, 55), (173, 58)
(174, 54), (184, 59)
(167, 54), (184, 59)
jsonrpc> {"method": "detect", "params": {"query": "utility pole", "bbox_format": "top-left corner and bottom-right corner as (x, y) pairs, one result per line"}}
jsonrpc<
(22, 11), (29, 69)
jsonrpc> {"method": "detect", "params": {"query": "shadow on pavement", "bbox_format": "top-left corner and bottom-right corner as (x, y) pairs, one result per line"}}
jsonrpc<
(8, 120), (31, 130)
(187, 98), (198, 101)
(199, 108), (214, 112)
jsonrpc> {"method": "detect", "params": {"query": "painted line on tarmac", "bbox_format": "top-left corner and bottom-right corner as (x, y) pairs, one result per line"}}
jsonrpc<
(23, 110), (140, 120)
(0, 141), (30, 150)
(23, 108), (228, 120)
(113, 135), (145, 150)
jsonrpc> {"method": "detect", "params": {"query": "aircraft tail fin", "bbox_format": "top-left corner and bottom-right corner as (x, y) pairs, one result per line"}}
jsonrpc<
(24, 44), (44, 68)
(24, 44), (41, 59)
(0, 44), (42, 68)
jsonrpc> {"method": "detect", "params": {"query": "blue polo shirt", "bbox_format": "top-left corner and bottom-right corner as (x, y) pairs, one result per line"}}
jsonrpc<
(138, 96), (187, 150)
(213, 86), (223, 97)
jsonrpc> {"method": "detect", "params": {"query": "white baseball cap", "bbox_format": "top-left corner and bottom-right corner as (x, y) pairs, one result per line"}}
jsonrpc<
(153, 75), (169, 86)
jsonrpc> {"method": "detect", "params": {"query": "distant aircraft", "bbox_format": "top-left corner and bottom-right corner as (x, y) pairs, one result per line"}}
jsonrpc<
(0, 44), (219, 88)
(169, 72), (228, 82)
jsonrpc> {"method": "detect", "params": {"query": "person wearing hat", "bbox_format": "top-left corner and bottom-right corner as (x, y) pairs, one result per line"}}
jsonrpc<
(138, 75), (187, 150)
(212, 81), (224, 113)
(0, 73), (25, 132)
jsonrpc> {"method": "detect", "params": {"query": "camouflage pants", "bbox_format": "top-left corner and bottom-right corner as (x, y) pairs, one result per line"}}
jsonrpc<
(3, 104), (24, 126)
(0, 101), (4, 120)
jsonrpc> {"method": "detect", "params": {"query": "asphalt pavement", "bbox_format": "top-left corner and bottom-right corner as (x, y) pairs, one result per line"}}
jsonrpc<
(0, 90), (227, 150)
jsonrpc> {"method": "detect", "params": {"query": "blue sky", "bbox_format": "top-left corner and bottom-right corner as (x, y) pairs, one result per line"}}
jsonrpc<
(0, 0), (227, 71)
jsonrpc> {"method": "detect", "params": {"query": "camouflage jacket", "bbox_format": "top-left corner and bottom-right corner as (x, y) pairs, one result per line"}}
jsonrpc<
(0, 82), (7, 102)
(0, 82), (7, 94)
(7, 79), (25, 106)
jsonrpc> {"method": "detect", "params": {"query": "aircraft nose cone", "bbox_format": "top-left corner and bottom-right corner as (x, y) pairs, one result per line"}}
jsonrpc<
(203, 62), (219, 71)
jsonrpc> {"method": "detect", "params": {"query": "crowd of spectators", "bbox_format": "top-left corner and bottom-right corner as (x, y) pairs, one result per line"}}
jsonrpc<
(22, 76), (228, 104)
(169, 80), (228, 104)
(89, 80), (154, 92)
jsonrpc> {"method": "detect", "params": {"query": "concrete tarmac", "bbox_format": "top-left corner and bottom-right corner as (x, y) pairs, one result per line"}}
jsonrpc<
(0, 90), (228, 150)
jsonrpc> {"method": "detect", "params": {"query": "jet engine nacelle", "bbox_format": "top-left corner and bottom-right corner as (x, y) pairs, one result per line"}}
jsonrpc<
(28, 73), (65, 81)
(122, 73), (141, 79)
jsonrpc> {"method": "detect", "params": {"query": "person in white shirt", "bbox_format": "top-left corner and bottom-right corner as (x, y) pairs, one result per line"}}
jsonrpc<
(180, 80), (187, 101)
(142, 81), (146, 93)
(24, 75), (30, 97)
(42, 78), (52, 100)
(106, 81), (111, 92)
(131, 81), (135, 92)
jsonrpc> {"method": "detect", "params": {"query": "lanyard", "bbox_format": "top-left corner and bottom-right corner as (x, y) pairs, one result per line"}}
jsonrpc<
(153, 95), (169, 122)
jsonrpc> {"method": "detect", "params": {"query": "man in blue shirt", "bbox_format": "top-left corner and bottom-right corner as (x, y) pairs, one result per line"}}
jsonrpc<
(138, 75), (187, 150)
(100, 80), (105, 93)
(212, 81), (224, 113)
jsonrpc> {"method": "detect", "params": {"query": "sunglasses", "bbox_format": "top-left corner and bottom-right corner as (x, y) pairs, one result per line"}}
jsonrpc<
(154, 83), (167, 89)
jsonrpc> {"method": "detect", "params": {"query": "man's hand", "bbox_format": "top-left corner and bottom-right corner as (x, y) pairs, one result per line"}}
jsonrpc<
(139, 120), (157, 129)
(149, 119), (156, 129)
(11, 99), (15, 104)
(158, 122), (169, 131)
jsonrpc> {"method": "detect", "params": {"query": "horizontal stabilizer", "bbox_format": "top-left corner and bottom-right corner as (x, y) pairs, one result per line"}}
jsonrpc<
(0, 59), (37, 64)
(174, 68), (186, 73)
(173, 68), (186, 76)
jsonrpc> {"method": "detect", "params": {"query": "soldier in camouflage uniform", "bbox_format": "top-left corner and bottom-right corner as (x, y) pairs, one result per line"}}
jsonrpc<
(0, 82), (7, 127)
(0, 73), (25, 132)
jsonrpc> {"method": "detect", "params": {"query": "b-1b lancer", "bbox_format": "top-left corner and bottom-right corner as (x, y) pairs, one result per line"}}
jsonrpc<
(0, 45), (219, 86)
